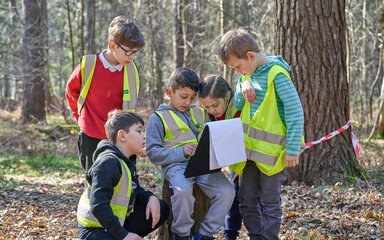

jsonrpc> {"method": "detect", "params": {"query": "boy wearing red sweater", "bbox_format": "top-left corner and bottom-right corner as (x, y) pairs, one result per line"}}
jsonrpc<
(66, 16), (144, 171)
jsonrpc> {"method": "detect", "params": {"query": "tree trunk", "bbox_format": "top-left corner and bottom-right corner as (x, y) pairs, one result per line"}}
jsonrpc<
(157, 180), (210, 240)
(220, 0), (230, 81)
(66, 0), (75, 70)
(276, 0), (360, 185)
(85, 0), (96, 54)
(173, 0), (184, 68)
(80, 0), (84, 56)
(21, 0), (48, 123)
(378, 82), (384, 138)
(147, 0), (164, 109)
(4, 0), (18, 100)
(375, 0), (384, 139)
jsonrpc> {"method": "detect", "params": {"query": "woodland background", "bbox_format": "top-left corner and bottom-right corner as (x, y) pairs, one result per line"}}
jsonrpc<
(0, 0), (383, 239)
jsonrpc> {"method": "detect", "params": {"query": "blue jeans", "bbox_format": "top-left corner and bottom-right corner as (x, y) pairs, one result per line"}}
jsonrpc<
(223, 171), (242, 238)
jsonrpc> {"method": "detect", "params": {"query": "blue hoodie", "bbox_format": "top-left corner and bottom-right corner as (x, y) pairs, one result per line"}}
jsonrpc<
(234, 54), (304, 156)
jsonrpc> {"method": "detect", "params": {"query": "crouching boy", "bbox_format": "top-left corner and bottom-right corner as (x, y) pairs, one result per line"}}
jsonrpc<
(77, 110), (169, 240)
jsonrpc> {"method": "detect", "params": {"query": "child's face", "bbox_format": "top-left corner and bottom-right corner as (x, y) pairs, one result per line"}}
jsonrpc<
(123, 123), (146, 155)
(226, 53), (257, 76)
(200, 96), (227, 118)
(111, 42), (138, 65)
(166, 87), (196, 112)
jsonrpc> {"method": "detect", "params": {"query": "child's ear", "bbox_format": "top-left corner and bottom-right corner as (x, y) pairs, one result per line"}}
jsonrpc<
(246, 51), (256, 61)
(108, 41), (117, 51)
(225, 90), (231, 100)
(165, 87), (173, 97)
(117, 129), (127, 142)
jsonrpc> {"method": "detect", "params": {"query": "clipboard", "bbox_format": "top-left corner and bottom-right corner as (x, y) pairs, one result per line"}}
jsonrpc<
(184, 118), (246, 178)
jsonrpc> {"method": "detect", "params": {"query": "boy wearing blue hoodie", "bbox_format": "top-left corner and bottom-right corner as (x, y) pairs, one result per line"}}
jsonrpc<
(146, 67), (235, 240)
(218, 29), (304, 240)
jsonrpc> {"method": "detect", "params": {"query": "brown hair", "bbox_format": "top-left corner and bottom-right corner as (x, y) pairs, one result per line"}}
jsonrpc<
(168, 67), (200, 92)
(198, 75), (232, 99)
(218, 29), (260, 64)
(108, 16), (145, 49)
(105, 109), (144, 144)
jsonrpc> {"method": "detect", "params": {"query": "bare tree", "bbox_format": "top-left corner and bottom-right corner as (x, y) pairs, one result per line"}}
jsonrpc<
(21, 0), (49, 123)
(147, 0), (164, 109)
(220, 0), (230, 80)
(276, 0), (361, 185)
(374, 0), (384, 138)
(173, 0), (184, 68)
(85, 0), (96, 54)
(65, 0), (75, 70)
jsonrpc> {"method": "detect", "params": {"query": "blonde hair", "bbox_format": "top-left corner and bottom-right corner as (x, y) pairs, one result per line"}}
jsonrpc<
(108, 16), (144, 49)
(218, 29), (260, 64)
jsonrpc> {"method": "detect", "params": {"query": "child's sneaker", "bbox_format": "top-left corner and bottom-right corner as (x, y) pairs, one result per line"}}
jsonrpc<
(192, 232), (214, 240)
(173, 234), (190, 240)
(223, 236), (237, 240)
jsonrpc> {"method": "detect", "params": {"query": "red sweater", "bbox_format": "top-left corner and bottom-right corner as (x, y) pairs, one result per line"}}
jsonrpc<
(66, 53), (125, 139)
(215, 111), (241, 121)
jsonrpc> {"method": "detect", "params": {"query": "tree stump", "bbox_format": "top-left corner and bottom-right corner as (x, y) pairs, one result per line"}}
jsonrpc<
(157, 180), (211, 240)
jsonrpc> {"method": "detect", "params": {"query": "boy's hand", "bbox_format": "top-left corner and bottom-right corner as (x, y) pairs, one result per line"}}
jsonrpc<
(123, 232), (143, 240)
(146, 195), (161, 228)
(240, 81), (256, 103)
(183, 143), (197, 157)
(285, 154), (299, 167)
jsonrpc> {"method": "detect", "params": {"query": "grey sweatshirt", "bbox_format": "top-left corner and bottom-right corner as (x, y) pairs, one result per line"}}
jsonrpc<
(146, 103), (201, 173)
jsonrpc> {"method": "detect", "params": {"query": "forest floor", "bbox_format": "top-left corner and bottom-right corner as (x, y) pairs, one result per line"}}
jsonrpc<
(0, 109), (383, 240)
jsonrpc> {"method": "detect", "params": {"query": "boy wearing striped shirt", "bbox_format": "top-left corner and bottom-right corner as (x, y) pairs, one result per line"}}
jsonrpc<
(218, 29), (304, 240)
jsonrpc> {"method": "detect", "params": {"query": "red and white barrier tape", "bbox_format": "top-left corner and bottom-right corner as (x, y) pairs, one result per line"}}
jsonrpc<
(302, 120), (360, 156)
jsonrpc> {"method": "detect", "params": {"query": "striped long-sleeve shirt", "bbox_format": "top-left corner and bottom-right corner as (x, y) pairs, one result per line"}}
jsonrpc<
(234, 54), (304, 156)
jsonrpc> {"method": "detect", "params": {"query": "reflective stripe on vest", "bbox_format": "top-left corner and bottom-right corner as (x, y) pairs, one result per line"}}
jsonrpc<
(230, 65), (290, 176)
(224, 96), (240, 120)
(77, 153), (132, 227)
(77, 54), (139, 115)
(156, 107), (206, 148)
(190, 107), (209, 131)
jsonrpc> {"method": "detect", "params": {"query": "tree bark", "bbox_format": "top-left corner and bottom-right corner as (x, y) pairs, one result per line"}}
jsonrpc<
(173, 0), (184, 68)
(276, 0), (361, 185)
(65, 0), (75, 71)
(85, 0), (96, 54)
(375, 0), (384, 139)
(147, 0), (164, 109)
(21, 0), (48, 123)
(220, 0), (230, 81)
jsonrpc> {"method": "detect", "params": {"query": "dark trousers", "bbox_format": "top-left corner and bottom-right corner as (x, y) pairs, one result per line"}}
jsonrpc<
(78, 200), (169, 239)
(223, 171), (243, 238)
(238, 161), (286, 240)
(77, 131), (101, 171)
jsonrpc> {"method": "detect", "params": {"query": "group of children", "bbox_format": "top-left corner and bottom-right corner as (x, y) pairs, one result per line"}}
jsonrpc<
(66, 16), (304, 240)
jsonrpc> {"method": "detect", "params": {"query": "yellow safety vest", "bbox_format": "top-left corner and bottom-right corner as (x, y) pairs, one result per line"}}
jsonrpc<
(224, 96), (240, 120)
(229, 65), (292, 176)
(77, 54), (140, 115)
(77, 153), (133, 228)
(156, 107), (208, 148)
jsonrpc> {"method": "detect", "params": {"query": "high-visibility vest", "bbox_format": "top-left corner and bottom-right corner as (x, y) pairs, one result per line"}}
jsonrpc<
(77, 54), (140, 115)
(229, 65), (292, 176)
(77, 153), (133, 228)
(156, 107), (208, 148)
(224, 96), (239, 120)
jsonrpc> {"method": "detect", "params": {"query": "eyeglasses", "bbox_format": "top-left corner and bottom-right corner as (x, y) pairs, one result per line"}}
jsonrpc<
(116, 42), (143, 57)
